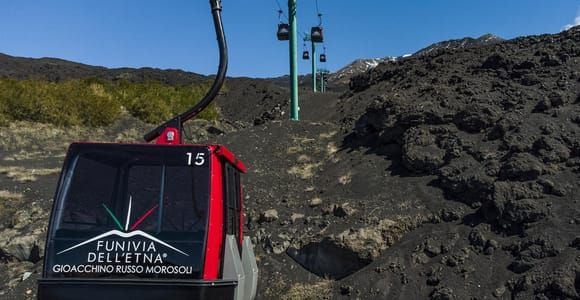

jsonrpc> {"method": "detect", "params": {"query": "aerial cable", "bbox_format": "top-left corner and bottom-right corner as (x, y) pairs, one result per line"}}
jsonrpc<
(315, 0), (323, 25)
(275, 0), (283, 11)
(315, 0), (320, 15)
(275, 0), (288, 20)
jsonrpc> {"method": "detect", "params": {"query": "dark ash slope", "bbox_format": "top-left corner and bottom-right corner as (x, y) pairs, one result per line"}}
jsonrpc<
(0, 28), (579, 300)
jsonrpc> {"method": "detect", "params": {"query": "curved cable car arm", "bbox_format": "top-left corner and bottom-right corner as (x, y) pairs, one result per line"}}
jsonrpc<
(144, 0), (228, 143)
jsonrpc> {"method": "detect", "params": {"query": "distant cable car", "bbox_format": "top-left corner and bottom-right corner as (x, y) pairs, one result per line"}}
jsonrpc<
(277, 23), (289, 41)
(302, 51), (310, 60)
(319, 54), (326, 62)
(310, 26), (323, 43)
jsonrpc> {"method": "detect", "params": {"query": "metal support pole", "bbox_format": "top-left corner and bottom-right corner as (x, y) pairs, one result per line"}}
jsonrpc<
(311, 40), (317, 93)
(320, 72), (325, 92)
(288, 0), (299, 120)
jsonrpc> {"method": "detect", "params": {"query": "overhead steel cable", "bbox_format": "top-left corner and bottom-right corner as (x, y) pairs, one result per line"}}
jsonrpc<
(315, 0), (320, 15)
(275, 0), (289, 21)
(315, 0), (322, 25)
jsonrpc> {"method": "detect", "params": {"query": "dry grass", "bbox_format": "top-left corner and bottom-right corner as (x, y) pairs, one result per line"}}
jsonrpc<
(288, 162), (322, 180)
(0, 166), (61, 183)
(338, 172), (353, 185)
(4, 150), (44, 161)
(319, 131), (337, 139)
(326, 142), (338, 156)
(0, 190), (23, 201)
(281, 280), (333, 300)
(287, 145), (303, 155)
(0, 121), (97, 152)
(0, 119), (145, 153)
(3, 150), (66, 161)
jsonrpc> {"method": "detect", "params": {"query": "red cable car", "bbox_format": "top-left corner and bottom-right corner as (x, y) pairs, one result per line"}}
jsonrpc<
(38, 1), (258, 299)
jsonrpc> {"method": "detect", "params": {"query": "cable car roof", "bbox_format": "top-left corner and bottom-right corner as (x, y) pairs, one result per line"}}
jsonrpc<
(66, 143), (247, 173)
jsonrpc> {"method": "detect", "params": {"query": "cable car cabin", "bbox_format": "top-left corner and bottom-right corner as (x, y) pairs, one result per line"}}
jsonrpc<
(276, 23), (289, 41)
(302, 51), (310, 60)
(310, 26), (323, 43)
(38, 142), (258, 300)
(320, 54), (327, 63)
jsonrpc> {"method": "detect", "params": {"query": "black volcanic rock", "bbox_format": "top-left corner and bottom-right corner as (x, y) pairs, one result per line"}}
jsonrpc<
(334, 27), (580, 299)
(1, 28), (580, 300)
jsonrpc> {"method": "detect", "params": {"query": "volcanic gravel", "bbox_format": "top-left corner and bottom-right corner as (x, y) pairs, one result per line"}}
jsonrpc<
(0, 28), (580, 300)
(214, 28), (580, 299)
(330, 27), (580, 299)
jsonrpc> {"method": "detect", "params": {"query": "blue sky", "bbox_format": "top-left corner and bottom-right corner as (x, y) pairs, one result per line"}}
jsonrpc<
(0, 0), (579, 78)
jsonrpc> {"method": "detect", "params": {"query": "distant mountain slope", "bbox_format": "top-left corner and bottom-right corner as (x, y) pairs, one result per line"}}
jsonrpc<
(327, 34), (503, 86)
(0, 53), (291, 128)
(0, 53), (207, 85)
(328, 56), (397, 85)
(414, 33), (504, 56)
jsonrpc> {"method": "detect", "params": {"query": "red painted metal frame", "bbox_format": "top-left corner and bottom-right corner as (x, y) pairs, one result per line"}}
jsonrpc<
(215, 146), (247, 173)
(155, 128), (181, 145)
(202, 145), (224, 280)
(152, 130), (248, 280)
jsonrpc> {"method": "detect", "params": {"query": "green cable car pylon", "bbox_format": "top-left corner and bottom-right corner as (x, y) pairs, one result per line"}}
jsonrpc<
(308, 13), (324, 93)
(319, 45), (328, 93)
(276, 1), (326, 118)
(276, 0), (299, 120)
(318, 68), (329, 93)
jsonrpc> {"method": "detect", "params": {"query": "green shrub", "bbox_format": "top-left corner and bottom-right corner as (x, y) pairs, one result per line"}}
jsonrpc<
(0, 78), (219, 127)
(108, 80), (217, 124)
(62, 80), (121, 126)
(0, 91), (8, 126)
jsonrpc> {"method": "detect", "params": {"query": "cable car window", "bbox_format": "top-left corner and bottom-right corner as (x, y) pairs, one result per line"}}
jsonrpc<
(61, 156), (116, 231)
(223, 163), (241, 247)
(163, 166), (208, 232)
(126, 165), (161, 232)
(47, 144), (210, 280)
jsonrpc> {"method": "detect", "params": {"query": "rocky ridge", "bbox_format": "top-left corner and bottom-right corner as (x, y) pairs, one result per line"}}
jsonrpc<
(0, 27), (579, 300)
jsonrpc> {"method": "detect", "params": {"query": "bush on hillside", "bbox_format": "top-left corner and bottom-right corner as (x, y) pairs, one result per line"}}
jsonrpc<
(0, 78), (217, 127)
(108, 80), (217, 124)
(0, 79), (120, 126)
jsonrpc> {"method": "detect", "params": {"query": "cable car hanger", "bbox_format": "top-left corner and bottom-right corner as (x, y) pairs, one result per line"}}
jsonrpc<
(302, 37), (310, 60)
(276, 10), (289, 41)
(144, 0), (227, 143)
(310, 13), (324, 43)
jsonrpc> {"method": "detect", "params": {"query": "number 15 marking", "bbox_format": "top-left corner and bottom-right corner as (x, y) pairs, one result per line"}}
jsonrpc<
(186, 152), (205, 166)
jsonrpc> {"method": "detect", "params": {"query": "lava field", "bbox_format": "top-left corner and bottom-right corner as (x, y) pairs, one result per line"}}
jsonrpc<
(0, 28), (579, 299)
